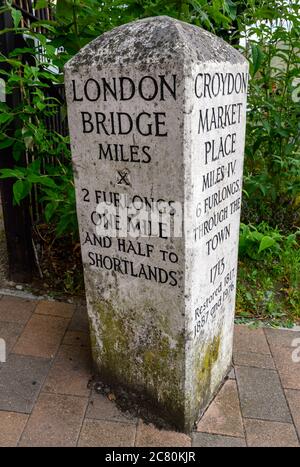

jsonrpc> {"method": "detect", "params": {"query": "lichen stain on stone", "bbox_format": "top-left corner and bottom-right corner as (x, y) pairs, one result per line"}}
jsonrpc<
(91, 299), (185, 420)
(194, 333), (221, 414)
(64, 16), (247, 73)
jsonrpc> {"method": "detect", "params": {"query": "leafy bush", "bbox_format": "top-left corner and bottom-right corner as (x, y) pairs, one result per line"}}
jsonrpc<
(238, 0), (300, 231)
(0, 0), (235, 238)
(2, 1), (298, 238)
(237, 223), (300, 326)
(239, 222), (299, 259)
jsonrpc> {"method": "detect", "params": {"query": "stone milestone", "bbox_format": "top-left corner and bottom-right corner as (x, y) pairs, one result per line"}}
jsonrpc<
(64, 16), (249, 432)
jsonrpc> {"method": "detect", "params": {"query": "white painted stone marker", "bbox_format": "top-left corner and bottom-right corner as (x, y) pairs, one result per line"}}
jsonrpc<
(64, 16), (248, 432)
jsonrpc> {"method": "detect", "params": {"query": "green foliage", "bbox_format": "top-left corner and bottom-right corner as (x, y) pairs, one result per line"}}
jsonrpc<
(239, 222), (299, 259)
(236, 226), (300, 326)
(238, 223), (299, 325)
(236, 1), (300, 325)
(239, 0), (300, 231)
(0, 0), (235, 240)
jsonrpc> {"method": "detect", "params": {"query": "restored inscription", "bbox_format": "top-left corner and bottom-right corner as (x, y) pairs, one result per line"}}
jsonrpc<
(191, 65), (248, 340)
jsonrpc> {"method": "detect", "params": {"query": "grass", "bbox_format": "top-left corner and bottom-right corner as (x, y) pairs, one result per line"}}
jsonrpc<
(236, 234), (300, 327)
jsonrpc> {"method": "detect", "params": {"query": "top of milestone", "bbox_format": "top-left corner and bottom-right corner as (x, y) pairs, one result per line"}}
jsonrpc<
(64, 15), (247, 72)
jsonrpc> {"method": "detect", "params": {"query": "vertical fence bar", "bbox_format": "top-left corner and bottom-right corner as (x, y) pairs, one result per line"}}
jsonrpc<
(0, 3), (36, 282)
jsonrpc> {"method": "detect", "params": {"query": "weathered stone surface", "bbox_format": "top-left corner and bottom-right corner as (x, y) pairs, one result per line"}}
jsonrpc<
(66, 16), (245, 71)
(65, 16), (248, 431)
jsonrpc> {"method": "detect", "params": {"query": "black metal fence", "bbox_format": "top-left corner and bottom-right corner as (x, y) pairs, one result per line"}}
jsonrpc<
(0, 0), (66, 282)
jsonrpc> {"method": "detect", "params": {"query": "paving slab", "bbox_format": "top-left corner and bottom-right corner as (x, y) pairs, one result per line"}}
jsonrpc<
(0, 354), (51, 413)
(13, 314), (70, 359)
(0, 411), (28, 447)
(279, 371), (300, 391)
(197, 380), (244, 437)
(0, 321), (24, 354)
(234, 325), (270, 355)
(192, 432), (246, 447)
(0, 301), (298, 448)
(68, 305), (89, 333)
(78, 419), (137, 447)
(0, 296), (36, 324)
(35, 300), (75, 319)
(236, 366), (292, 423)
(135, 421), (191, 447)
(285, 389), (300, 439)
(266, 343), (300, 390)
(233, 352), (275, 369)
(62, 330), (90, 347)
(19, 392), (88, 447)
(42, 344), (92, 397)
(244, 419), (299, 447)
(265, 327), (300, 348)
(86, 390), (136, 424)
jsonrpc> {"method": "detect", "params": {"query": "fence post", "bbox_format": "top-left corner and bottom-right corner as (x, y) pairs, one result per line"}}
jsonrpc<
(0, 4), (35, 282)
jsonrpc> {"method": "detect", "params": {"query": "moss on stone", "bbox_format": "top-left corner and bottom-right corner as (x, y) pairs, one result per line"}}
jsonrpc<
(88, 297), (226, 432)
(193, 333), (222, 417)
(89, 298), (186, 427)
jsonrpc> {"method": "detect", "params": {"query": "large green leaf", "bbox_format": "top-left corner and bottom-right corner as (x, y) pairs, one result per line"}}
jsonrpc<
(0, 139), (14, 149)
(251, 44), (264, 77)
(56, 0), (74, 21)
(0, 168), (24, 179)
(258, 236), (276, 254)
(11, 8), (22, 28)
(13, 179), (31, 204)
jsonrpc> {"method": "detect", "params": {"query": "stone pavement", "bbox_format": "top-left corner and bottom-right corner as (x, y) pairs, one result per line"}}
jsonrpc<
(0, 294), (299, 447)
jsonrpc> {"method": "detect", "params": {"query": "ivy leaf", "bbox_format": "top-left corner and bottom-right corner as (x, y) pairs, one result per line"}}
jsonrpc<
(11, 8), (22, 29)
(36, 101), (46, 111)
(13, 179), (31, 205)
